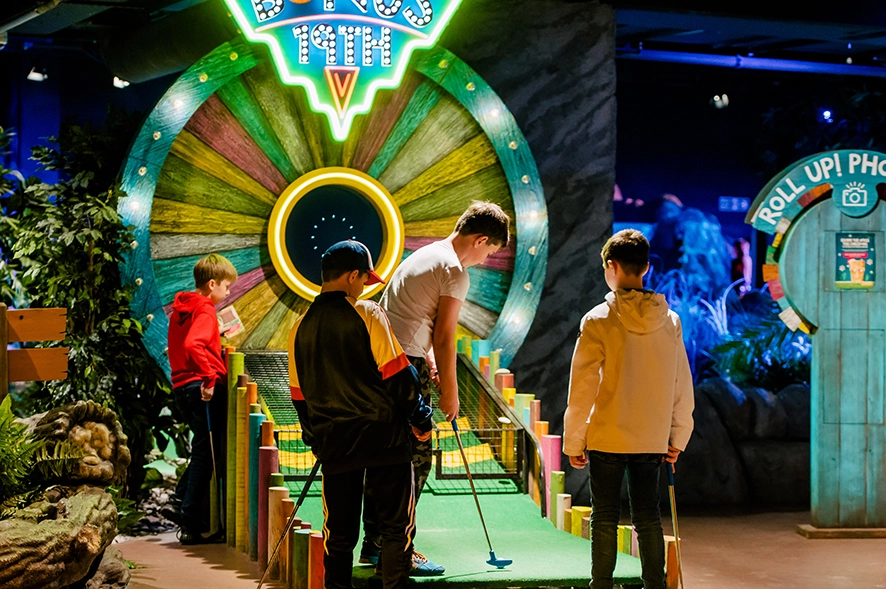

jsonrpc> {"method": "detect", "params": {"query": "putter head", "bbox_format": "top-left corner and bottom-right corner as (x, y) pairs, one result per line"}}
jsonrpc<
(487, 550), (512, 569)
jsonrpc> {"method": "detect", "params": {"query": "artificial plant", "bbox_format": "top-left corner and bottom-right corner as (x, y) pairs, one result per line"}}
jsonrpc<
(0, 116), (186, 497)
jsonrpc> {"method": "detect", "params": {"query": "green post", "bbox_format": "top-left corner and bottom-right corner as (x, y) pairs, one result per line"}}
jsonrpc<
(226, 350), (244, 546)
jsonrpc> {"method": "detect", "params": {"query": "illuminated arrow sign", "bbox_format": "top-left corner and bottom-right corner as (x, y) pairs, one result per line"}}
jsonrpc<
(222, 0), (464, 141)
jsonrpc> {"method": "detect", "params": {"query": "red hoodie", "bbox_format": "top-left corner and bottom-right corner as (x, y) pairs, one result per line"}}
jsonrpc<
(168, 291), (225, 389)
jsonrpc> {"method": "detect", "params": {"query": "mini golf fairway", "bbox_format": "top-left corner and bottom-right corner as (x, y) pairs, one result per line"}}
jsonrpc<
(289, 490), (643, 587)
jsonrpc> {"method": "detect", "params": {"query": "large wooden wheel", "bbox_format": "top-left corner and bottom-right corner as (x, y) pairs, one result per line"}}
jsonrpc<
(119, 38), (547, 378)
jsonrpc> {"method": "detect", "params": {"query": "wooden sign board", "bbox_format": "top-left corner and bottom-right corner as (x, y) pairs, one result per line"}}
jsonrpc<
(0, 304), (68, 401)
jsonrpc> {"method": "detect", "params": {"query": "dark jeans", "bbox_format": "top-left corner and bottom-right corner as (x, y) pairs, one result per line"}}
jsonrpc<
(323, 462), (415, 589)
(173, 381), (225, 533)
(588, 451), (666, 589)
(363, 356), (432, 548)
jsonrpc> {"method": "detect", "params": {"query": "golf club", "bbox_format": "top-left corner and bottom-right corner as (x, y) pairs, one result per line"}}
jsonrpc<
(258, 460), (322, 589)
(205, 401), (224, 528)
(666, 462), (685, 589)
(450, 419), (512, 569)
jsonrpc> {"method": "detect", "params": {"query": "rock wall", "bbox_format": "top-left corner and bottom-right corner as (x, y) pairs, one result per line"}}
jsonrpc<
(442, 0), (617, 501)
(679, 378), (811, 505)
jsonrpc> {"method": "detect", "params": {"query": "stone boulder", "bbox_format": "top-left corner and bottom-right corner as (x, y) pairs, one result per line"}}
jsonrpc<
(775, 384), (811, 440)
(696, 378), (752, 442)
(0, 486), (118, 589)
(737, 440), (810, 504)
(678, 388), (749, 504)
(744, 387), (788, 439)
(83, 546), (131, 589)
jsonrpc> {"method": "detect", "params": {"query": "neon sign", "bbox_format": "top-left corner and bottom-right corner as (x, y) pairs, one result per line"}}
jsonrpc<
(222, 0), (463, 141)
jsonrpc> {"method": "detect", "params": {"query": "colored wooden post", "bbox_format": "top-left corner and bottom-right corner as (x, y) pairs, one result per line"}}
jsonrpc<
(582, 516), (591, 540)
(549, 470), (565, 524)
(530, 399), (541, 429)
(0, 306), (69, 404)
(280, 500), (295, 584)
(258, 445), (280, 567)
(294, 529), (311, 589)
(502, 387), (516, 407)
(556, 493), (571, 531)
(543, 434), (562, 515)
(489, 349), (500, 381)
(572, 506), (592, 538)
(494, 370), (514, 393)
(563, 507), (573, 534)
(534, 420), (549, 438)
(235, 382), (249, 552)
(664, 535), (679, 589)
(248, 406), (265, 560)
(309, 532), (324, 589)
(268, 474), (289, 580)
(617, 525), (635, 553)
(226, 351), (243, 548)
(479, 356), (489, 379)
(247, 380), (258, 408)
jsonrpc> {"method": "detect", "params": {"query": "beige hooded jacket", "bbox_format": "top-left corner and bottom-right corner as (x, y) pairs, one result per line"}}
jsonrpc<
(563, 289), (695, 456)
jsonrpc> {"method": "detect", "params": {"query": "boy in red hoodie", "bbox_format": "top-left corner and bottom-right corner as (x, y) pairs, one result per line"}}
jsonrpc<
(167, 253), (238, 544)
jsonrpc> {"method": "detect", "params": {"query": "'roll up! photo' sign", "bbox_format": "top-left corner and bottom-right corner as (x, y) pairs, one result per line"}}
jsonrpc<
(222, 0), (464, 141)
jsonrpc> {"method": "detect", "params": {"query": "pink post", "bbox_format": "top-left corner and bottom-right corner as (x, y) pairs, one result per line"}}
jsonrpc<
(541, 434), (562, 514)
(494, 371), (514, 393)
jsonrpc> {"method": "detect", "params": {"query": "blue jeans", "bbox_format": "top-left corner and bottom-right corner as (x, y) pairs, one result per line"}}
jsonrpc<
(588, 451), (666, 589)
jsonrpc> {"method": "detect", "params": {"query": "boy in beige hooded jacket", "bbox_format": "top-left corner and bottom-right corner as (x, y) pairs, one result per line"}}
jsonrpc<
(564, 229), (694, 589)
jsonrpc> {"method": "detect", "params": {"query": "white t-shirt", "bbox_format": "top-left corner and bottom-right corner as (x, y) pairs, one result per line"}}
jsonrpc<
(380, 240), (470, 357)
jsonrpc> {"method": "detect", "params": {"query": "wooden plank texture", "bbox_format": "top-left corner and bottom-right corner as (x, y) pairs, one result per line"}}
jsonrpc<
(241, 62), (315, 177)
(399, 166), (512, 223)
(367, 81), (443, 179)
(151, 199), (268, 235)
(225, 275), (290, 348)
(151, 234), (264, 261)
(6, 308), (66, 343)
(242, 291), (301, 350)
(8, 348), (69, 382)
(170, 130), (279, 206)
(290, 87), (327, 170)
(377, 93), (482, 194)
(266, 301), (310, 350)
(154, 248), (271, 306)
(185, 94), (288, 194)
(466, 266), (512, 314)
(350, 72), (422, 172)
(216, 76), (299, 182)
(393, 134), (499, 207)
(155, 154), (274, 218)
(458, 299), (497, 339)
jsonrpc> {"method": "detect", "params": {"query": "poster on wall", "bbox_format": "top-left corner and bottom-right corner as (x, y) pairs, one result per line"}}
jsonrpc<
(835, 232), (876, 289)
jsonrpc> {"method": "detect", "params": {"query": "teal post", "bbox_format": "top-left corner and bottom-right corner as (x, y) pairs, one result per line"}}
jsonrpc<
(747, 150), (886, 528)
(248, 406), (265, 559)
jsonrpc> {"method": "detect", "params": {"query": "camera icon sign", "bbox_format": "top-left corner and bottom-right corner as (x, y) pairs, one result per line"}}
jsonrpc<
(842, 182), (868, 208)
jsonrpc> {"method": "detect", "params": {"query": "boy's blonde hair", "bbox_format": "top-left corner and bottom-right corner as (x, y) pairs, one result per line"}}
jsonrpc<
(601, 229), (649, 276)
(194, 254), (238, 288)
(455, 201), (511, 247)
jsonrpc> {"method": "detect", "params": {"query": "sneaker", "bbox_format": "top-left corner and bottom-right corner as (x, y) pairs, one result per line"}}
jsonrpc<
(160, 503), (182, 526)
(359, 539), (381, 565)
(410, 550), (445, 576)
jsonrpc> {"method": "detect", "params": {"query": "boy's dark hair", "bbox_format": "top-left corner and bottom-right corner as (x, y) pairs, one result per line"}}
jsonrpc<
(321, 268), (368, 283)
(601, 229), (649, 276)
(194, 254), (238, 288)
(455, 201), (511, 247)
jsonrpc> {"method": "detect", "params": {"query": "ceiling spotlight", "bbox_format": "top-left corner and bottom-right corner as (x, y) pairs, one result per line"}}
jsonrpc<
(113, 76), (130, 89)
(821, 109), (834, 123)
(27, 67), (48, 82)
(846, 57), (853, 65)
(712, 93), (730, 109)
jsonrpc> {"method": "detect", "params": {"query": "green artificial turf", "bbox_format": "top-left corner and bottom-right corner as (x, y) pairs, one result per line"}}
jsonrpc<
(289, 490), (643, 588)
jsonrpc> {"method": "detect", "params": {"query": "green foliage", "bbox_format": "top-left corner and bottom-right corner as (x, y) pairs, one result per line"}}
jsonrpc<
(31, 441), (87, 483)
(0, 396), (40, 507)
(711, 298), (811, 391)
(0, 114), (183, 497)
(107, 485), (146, 535)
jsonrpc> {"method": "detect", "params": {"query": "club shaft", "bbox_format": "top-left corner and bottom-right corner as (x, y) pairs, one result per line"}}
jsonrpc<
(452, 426), (494, 552)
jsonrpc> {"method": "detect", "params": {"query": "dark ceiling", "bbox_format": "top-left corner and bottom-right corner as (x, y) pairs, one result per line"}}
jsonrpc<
(3, 0), (886, 70)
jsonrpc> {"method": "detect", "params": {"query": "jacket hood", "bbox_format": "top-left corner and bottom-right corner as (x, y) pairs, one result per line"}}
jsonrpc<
(605, 289), (670, 334)
(172, 292), (214, 321)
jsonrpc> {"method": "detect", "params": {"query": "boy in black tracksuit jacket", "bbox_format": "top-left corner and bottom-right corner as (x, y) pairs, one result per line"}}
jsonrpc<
(289, 240), (433, 589)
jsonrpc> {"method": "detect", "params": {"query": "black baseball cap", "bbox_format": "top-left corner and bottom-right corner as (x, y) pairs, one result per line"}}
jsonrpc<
(321, 240), (384, 285)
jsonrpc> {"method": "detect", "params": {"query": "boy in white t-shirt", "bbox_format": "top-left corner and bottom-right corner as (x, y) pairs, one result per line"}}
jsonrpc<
(362, 202), (510, 575)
